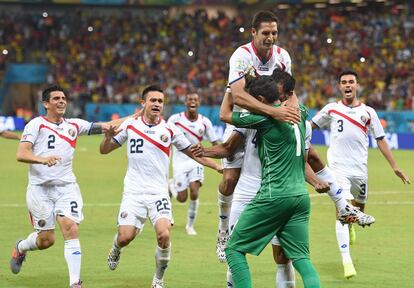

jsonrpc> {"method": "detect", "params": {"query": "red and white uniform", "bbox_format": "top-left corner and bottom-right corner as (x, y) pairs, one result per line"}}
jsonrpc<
(224, 42), (292, 168)
(312, 101), (385, 203)
(167, 112), (218, 191)
(113, 116), (191, 229)
(20, 116), (93, 230)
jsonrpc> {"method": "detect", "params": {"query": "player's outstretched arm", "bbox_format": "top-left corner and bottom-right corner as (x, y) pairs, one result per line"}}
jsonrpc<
(191, 131), (243, 159)
(376, 138), (411, 184)
(0, 130), (21, 140)
(230, 79), (300, 123)
(16, 141), (61, 167)
(182, 148), (222, 173)
(100, 125), (122, 154)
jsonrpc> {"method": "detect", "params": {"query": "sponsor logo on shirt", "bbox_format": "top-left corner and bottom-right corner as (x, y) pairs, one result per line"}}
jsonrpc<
(257, 65), (269, 71)
(239, 112), (251, 118)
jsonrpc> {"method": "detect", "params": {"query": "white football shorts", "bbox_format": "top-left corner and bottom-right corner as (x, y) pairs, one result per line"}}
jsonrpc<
(26, 183), (83, 231)
(117, 192), (173, 230)
(172, 163), (204, 192)
(334, 172), (368, 204)
(221, 124), (244, 169)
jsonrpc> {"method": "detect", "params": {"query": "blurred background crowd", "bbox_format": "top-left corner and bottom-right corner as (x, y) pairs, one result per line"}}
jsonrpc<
(0, 1), (413, 119)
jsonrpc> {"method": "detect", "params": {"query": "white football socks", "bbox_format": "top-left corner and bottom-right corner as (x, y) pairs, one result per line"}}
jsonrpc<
(64, 239), (82, 285)
(218, 190), (233, 232)
(18, 232), (39, 253)
(187, 199), (199, 228)
(315, 167), (348, 211)
(276, 263), (296, 288)
(336, 220), (352, 264)
(155, 244), (171, 281)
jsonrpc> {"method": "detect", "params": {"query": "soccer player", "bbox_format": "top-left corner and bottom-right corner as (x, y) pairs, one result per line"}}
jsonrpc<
(10, 85), (112, 288)
(216, 10), (299, 263)
(221, 75), (320, 288)
(311, 70), (411, 279)
(167, 92), (219, 235)
(0, 121), (21, 140)
(100, 85), (221, 288)
(193, 71), (329, 288)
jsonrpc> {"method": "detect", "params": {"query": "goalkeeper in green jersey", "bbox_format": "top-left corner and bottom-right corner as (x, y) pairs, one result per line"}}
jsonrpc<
(221, 75), (321, 288)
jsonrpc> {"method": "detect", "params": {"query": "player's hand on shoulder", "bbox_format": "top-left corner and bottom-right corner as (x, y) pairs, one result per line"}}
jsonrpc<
(271, 103), (300, 124)
(42, 156), (61, 167)
(314, 181), (330, 193)
(394, 168), (411, 184)
(190, 144), (204, 157)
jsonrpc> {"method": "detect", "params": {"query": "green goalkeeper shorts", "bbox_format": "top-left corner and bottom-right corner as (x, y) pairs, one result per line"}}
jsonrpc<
(226, 194), (311, 262)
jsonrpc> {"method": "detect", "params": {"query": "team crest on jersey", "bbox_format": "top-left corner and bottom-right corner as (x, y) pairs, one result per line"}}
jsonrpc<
(198, 128), (203, 134)
(160, 134), (169, 143)
(38, 219), (46, 227)
(177, 182), (182, 188)
(360, 115), (368, 123)
(120, 211), (128, 218)
(68, 128), (76, 138)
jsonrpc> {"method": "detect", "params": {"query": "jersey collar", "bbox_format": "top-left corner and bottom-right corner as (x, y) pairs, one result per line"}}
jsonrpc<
(251, 41), (273, 64)
(341, 99), (361, 108)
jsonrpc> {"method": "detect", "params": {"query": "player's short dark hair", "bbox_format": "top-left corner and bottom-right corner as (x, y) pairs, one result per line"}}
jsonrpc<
(271, 68), (296, 94)
(252, 11), (278, 31)
(248, 75), (279, 104)
(142, 85), (163, 99)
(338, 70), (358, 82)
(42, 85), (65, 102)
(185, 92), (199, 100)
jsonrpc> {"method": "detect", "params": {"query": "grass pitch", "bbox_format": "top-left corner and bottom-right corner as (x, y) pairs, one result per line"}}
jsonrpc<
(0, 135), (413, 287)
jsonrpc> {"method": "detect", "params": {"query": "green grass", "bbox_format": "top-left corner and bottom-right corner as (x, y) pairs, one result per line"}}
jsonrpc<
(0, 136), (413, 287)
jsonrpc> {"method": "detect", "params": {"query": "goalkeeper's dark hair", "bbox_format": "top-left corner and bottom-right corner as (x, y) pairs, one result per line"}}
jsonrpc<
(42, 85), (66, 102)
(271, 68), (296, 95)
(248, 75), (279, 104)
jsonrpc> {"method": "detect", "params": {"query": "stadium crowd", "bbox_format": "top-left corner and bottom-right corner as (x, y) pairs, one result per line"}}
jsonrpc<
(0, 3), (413, 114)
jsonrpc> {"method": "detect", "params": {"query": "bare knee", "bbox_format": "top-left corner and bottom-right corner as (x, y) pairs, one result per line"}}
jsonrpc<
(117, 230), (136, 247)
(273, 245), (289, 264)
(176, 191), (188, 203)
(37, 231), (55, 249)
(157, 229), (170, 248)
(219, 169), (240, 196)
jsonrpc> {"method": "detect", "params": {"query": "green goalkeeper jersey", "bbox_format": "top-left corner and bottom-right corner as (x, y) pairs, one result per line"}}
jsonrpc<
(231, 104), (308, 199)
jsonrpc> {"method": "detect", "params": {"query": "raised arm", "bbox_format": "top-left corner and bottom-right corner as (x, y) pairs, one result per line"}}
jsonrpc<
(100, 126), (122, 154)
(230, 78), (300, 123)
(377, 138), (411, 184)
(16, 142), (61, 167)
